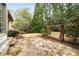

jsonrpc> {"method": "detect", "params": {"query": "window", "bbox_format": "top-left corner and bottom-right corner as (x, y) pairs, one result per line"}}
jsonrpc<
(0, 4), (5, 33)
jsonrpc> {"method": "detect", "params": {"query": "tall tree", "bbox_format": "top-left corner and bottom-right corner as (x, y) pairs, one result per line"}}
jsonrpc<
(65, 4), (79, 43)
(32, 3), (46, 33)
(51, 3), (65, 41)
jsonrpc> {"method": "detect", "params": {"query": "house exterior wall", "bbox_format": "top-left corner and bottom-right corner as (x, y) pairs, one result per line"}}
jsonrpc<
(8, 21), (12, 29)
(0, 3), (9, 56)
(8, 11), (13, 30)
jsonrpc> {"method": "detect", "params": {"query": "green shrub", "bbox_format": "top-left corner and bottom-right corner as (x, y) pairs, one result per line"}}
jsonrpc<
(52, 27), (60, 32)
(7, 30), (19, 37)
(65, 16), (79, 43)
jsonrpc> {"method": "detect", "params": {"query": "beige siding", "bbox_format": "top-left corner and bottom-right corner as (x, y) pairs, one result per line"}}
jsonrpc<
(0, 4), (9, 56)
(8, 21), (12, 29)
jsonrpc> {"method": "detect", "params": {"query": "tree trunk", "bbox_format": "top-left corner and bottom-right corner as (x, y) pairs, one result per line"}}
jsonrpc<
(73, 36), (77, 43)
(46, 25), (51, 36)
(59, 24), (64, 41)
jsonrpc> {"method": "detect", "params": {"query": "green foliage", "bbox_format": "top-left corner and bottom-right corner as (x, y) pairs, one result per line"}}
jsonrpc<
(31, 3), (46, 33)
(65, 4), (79, 42)
(52, 27), (60, 32)
(65, 16), (79, 41)
(51, 3), (66, 25)
(12, 8), (32, 33)
(8, 30), (19, 37)
(51, 3), (79, 42)
(11, 3), (79, 43)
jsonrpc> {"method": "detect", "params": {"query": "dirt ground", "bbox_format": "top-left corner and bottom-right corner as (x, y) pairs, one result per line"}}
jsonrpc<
(7, 33), (79, 56)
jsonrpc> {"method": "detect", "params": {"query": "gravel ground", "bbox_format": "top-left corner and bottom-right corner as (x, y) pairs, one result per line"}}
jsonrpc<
(7, 33), (79, 56)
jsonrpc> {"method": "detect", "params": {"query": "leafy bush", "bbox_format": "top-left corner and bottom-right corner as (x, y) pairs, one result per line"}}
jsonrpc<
(7, 30), (19, 37)
(19, 23), (32, 33)
(65, 16), (79, 43)
(52, 27), (60, 32)
(12, 8), (32, 33)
